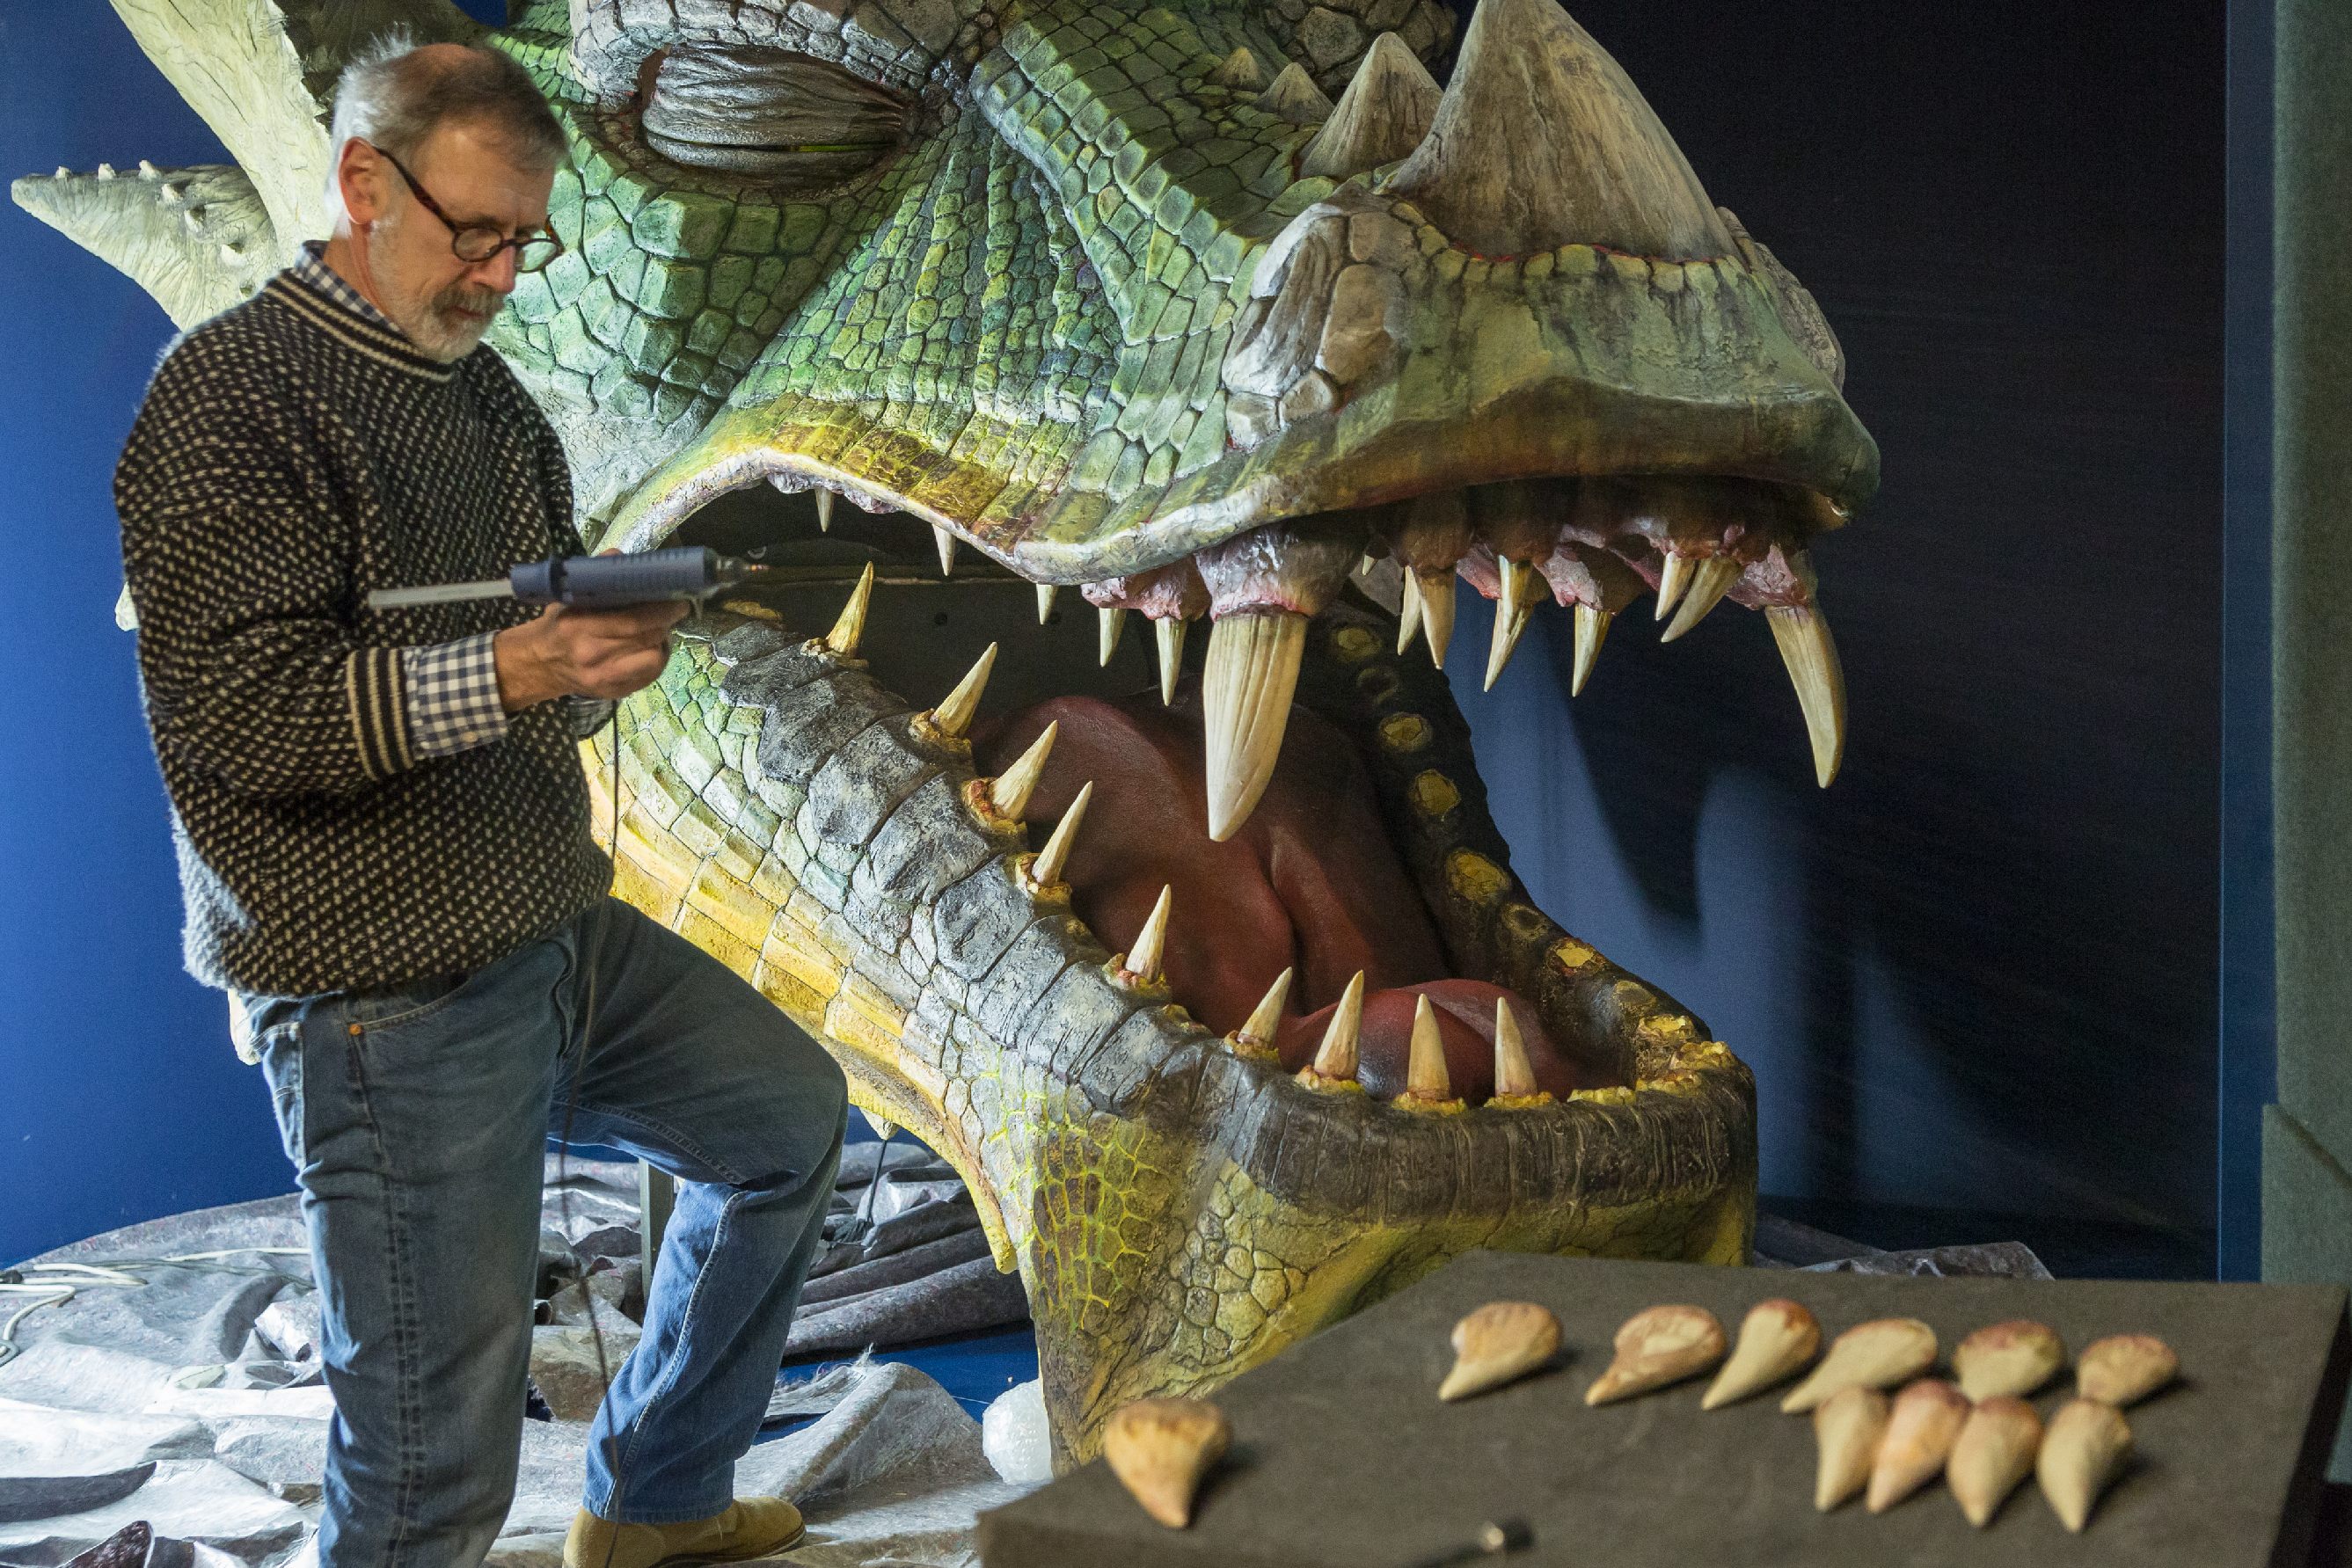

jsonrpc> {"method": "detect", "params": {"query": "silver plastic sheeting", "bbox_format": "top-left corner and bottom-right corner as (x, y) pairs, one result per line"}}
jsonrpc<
(0, 1159), (1038, 1568)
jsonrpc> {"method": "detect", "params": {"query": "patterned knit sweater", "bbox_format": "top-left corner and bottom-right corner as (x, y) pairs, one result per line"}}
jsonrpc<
(114, 267), (610, 996)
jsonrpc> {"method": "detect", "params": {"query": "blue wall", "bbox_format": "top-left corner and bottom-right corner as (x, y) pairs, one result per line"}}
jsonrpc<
(2, 3), (2224, 1273)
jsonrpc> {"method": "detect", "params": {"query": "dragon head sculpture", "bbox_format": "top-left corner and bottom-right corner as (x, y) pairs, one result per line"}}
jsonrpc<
(24, 0), (1874, 1466)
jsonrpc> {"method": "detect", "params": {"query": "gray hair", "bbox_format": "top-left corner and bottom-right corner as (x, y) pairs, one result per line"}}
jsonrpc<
(327, 32), (565, 213)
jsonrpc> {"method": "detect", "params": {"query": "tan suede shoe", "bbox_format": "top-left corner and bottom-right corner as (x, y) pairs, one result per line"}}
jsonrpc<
(563, 1498), (806, 1568)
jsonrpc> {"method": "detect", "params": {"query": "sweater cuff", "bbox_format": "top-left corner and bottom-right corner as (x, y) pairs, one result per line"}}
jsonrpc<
(403, 632), (511, 759)
(346, 645), (416, 780)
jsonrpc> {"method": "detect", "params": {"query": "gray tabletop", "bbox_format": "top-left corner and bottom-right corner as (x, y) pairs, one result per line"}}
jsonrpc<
(979, 1251), (2349, 1568)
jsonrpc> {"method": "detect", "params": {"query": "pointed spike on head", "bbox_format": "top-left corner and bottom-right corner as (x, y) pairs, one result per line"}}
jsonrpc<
(823, 563), (875, 657)
(814, 487), (835, 531)
(1571, 603), (1612, 695)
(1216, 45), (1267, 91)
(1768, 602), (1846, 786)
(1419, 568), (1457, 667)
(988, 720), (1058, 821)
(1156, 616), (1188, 705)
(1662, 555), (1741, 643)
(1302, 971), (1366, 1084)
(1403, 994), (1453, 1101)
(1378, 0), (1733, 258)
(1029, 780), (1092, 890)
(1232, 967), (1293, 1055)
(1202, 611), (1309, 840)
(1258, 61), (1335, 123)
(1493, 999), (1538, 1097)
(1099, 605), (1128, 667)
(930, 642), (997, 739)
(1301, 32), (1443, 181)
(1036, 582), (1058, 624)
(932, 523), (959, 578)
(1119, 886), (1173, 985)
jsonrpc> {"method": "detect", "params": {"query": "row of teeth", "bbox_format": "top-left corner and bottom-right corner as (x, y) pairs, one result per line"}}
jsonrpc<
(798, 473), (1849, 842)
(811, 561), (1559, 1112)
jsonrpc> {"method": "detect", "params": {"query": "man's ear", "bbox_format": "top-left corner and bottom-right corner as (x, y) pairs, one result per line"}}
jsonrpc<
(336, 139), (386, 228)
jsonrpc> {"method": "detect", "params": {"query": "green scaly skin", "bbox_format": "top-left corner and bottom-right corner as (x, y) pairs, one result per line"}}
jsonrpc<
(21, 0), (1876, 1466)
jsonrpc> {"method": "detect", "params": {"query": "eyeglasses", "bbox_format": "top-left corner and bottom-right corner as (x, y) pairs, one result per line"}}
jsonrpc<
(369, 142), (564, 273)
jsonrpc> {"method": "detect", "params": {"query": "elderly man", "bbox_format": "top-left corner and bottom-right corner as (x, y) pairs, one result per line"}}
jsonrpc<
(112, 38), (845, 1568)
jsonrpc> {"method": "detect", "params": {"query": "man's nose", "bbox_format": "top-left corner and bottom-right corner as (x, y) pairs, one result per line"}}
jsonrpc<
(470, 246), (518, 294)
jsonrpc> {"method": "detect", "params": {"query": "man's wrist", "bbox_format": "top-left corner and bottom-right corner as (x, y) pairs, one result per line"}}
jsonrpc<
(492, 625), (560, 712)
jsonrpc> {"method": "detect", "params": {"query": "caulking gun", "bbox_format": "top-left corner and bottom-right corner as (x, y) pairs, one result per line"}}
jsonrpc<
(365, 546), (771, 611)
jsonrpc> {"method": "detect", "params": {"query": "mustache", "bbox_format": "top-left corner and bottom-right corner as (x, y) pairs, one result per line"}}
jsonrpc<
(433, 283), (503, 317)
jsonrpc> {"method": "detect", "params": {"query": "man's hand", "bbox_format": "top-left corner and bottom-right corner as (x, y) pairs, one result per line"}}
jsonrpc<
(493, 598), (687, 712)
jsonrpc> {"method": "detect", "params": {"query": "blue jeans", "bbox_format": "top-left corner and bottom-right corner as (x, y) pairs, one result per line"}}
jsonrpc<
(240, 896), (847, 1568)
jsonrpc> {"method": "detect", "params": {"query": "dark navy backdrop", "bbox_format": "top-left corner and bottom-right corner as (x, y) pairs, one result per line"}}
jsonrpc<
(0, 2), (2224, 1275)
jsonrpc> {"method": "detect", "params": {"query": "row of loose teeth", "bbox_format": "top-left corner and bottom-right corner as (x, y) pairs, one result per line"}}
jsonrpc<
(790, 471), (1849, 843)
(809, 562), (1559, 1113)
(1439, 1299), (2179, 1532)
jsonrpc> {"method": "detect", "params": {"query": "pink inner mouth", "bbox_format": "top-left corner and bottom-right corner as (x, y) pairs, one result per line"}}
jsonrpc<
(975, 689), (1592, 1101)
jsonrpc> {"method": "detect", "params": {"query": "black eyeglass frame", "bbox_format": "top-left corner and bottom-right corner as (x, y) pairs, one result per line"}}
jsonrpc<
(369, 141), (565, 273)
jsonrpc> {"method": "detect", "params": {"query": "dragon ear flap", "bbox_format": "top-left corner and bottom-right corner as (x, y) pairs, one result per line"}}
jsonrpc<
(11, 163), (276, 328)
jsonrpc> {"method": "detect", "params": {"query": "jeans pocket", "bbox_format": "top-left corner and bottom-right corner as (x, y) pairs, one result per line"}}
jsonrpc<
(257, 1021), (306, 1169)
(340, 969), (474, 1034)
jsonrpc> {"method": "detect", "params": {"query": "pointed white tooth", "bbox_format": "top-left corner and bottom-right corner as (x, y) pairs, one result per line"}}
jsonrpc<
(814, 488), (835, 532)
(1400, 994), (1456, 1105)
(1099, 605), (1129, 667)
(1767, 602), (1846, 787)
(1299, 971), (1365, 1086)
(1482, 558), (1543, 691)
(1028, 780), (1092, 890)
(1231, 967), (1292, 1057)
(97, 163), (116, 179)
(1156, 616), (1188, 705)
(1419, 568), (1457, 668)
(1202, 611), (1308, 842)
(1036, 582), (1059, 624)
(1114, 885), (1172, 986)
(933, 523), (959, 578)
(1654, 551), (1695, 621)
(1571, 603), (1611, 696)
(138, 159), (159, 179)
(1661, 556), (1740, 643)
(822, 563), (875, 657)
(1492, 999), (1541, 1099)
(1396, 567), (1424, 654)
(929, 643), (997, 740)
(987, 721), (1058, 821)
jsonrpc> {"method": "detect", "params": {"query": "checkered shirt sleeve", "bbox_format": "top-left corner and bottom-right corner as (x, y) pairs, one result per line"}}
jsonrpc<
(402, 635), (618, 757)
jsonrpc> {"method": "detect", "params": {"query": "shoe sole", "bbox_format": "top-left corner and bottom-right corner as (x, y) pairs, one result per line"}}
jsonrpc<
(641, 1523), (808, 1568)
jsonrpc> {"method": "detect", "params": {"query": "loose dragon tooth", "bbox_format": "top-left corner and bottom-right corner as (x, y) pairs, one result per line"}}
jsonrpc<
(1438, 1301), (1562, 1402)
(988, 721), (1058, 821)
(1660, 555), (1740, 642)
(1866, 1379), (1970, 1513)
(814, 488), (834, 531)
(1202, 611), (1308, 842)
(1570, 603), (1611, 696)
(1230, 967), (1291, 1059)
(1779, 1317), (1937, 1413)
(932, 523), (959, 577)
(1813, 1386), (1889, 1512)
(1949, 1396), (2042, 1528)
(1701, 1299), (1821, 1410)
(1156, 616), (1188, 705)
(1584, 1305), (1727, 1406)
(2038, 1397), (2132, 1533)
(1482, 556), (1545, 691)
(1298, 971), (1365, 1089)
(822, 563), (874, 657)
(1099, 605), (1127, 667)
(1114, 886), (1172, 986)
(1397, 994), (1460, 1109)
(2075, 1334), (2178, 1408)
(1952, 1319), (2065, 1403)
(1103, 1397), (1231, 1528)
(1027, 780), (1092, 891)
(1036, 582), (1058, 624)
(928, 643), (997, 740)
